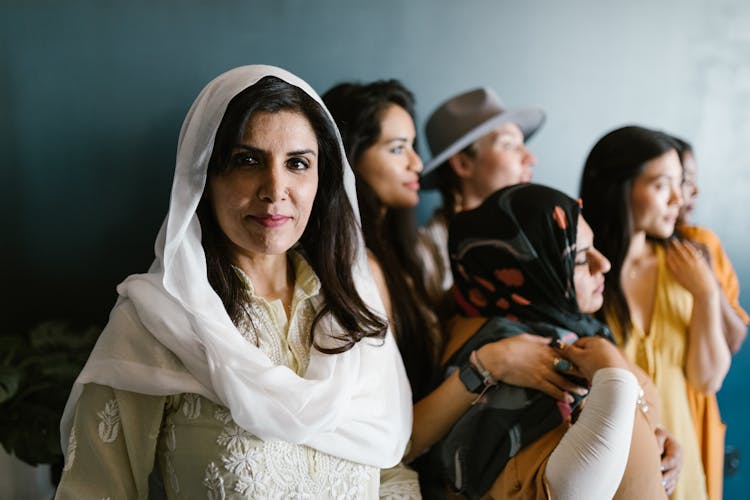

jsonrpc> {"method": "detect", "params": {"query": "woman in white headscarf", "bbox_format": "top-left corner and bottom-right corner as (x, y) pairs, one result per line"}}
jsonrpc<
(54, 65), (412, 499)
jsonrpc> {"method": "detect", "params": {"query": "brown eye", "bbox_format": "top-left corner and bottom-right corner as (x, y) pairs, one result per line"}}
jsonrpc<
(287, 157), (310, 170)
(232, 153), (259, 167)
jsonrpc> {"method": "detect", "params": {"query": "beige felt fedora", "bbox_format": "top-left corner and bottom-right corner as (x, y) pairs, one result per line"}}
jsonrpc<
(422, 87), (545, 189)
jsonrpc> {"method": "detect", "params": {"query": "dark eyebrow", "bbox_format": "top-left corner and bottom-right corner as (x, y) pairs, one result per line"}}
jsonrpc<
(232, 145), (316, 157)
(288, 149), (317, 157)
(233, 144), (264, 155)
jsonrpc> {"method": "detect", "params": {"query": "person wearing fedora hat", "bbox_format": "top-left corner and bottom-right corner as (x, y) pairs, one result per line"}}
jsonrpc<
(419, 87), (546, 299)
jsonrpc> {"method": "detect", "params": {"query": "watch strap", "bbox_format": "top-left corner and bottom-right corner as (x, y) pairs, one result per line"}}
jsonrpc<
(459, 361), (485, 394)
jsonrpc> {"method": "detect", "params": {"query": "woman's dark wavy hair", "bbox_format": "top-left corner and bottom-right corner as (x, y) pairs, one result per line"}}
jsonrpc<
(579, 125), (677, 337)
(198, 75), (387, 353)
(434, 157), (464, 223)
(323, 80), (441, 400)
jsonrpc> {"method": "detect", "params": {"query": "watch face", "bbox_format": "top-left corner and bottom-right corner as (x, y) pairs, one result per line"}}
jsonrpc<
(460, 362), (484, 393)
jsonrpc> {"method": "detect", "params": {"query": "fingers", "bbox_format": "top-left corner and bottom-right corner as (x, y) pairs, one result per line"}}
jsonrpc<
(517, 333), (554, 345)
(661, 456), (681, 479)
(545, 370), (588, 397)
(563, 364), (585, 379)
(661, 462), (680, 496)
(660, 434), (683, 496)
(667, 240), (691, 264)
(666, 240), (717, 296)
(666, 242), (690, 273)
(535, 379), (574, 403)
(668, 239), (703, 266)
(556, 341), (587, 363)
(569, 335), (603, 348)
(663, 476), (677, 496)
(660, 436), (682, 473)
(653, 426), (667, 453)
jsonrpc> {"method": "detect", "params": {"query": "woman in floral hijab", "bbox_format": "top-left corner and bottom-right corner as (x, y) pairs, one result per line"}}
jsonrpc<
(436, 184), (675, 499)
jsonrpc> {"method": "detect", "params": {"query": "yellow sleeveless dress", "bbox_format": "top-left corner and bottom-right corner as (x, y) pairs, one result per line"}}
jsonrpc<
(607, 245), (707, 500)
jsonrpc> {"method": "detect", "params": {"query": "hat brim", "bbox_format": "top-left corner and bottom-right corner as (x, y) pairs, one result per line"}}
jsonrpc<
(421, 107), (546, 190)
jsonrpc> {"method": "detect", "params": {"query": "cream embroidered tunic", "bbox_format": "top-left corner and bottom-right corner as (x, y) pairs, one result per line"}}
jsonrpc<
(55, 253), (383, 499)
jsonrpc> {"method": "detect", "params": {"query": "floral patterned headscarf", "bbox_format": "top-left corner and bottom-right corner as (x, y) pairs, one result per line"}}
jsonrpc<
(450, 183), (609, 334)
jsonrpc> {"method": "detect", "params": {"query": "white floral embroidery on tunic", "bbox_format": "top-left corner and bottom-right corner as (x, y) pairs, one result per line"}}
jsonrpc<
(164, 415), (176, 451)
(202, 288), (376, 497)
(234, 469), (268, 498)
(157, 256), (378, 498)
(182, 393), (201, 419)
(214, 407), (232, 424)
(204, 462), (226, 500)
(379, 480), (423, 500)
(63, 426), (77, 471)
(209, 413), (374, 498)
(165, 454), (180, 495)
(96, 399), (120, 443)
(216, 422), (254, 451)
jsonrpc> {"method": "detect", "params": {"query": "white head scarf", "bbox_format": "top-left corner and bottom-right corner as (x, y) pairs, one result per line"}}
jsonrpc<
(60, 65), (412, 468)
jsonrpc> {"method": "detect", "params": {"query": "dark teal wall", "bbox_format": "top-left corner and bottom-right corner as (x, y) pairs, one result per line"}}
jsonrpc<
(3, 0), (749, 496)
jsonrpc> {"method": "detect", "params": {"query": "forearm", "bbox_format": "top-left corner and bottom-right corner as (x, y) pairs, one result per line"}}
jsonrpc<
(406, 370), (475, 462)
(686, 290), (731, 393)
(719, 290), (748, 354)
(545, 368), (640, 500)
(56, 383), (165, 500)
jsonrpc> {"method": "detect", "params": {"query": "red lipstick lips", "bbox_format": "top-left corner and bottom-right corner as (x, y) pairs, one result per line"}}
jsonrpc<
(250, 213), (291, 228)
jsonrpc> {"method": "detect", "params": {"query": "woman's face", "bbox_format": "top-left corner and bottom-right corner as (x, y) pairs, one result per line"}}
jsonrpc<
(208, 110), (319, 262)
(573, 216), (611, 314)
(629, 149), (683, 238)
(356, 104), (422, 208)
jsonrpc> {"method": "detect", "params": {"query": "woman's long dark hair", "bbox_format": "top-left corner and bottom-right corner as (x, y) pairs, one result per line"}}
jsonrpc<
(324, 80), (441, 400)
(198, 75), (387, 353)
(579, 125), (677, 337)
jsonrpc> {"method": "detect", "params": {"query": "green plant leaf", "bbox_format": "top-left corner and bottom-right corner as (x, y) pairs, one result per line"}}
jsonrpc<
(0, 320), (100, 466)
(0, 366), (22, 404)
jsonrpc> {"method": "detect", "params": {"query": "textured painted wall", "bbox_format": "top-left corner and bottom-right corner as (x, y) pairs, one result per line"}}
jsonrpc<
(2, 0), (748, 495)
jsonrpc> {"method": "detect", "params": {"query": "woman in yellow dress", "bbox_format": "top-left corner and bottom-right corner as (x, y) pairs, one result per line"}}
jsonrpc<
(580, 125), (731, 500)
